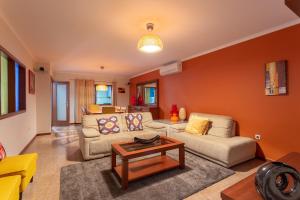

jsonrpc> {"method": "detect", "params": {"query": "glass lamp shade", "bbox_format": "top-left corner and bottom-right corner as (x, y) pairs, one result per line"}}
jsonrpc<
(137, 34), (163, 53)
(96, 85), (108, 91)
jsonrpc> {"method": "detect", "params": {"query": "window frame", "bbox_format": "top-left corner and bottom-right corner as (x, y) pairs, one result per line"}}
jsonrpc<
(0, 45), (27, 120)
(94, 84), (113, 106)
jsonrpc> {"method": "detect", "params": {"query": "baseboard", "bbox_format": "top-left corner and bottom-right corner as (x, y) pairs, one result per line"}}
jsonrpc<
(19, 132), (51, 154)
(36, 132), (51, 136)
(19, 135), (36, 154)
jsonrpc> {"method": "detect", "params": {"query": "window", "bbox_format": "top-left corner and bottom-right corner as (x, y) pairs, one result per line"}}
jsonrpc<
(95, 84), (113, 105)
(0, 47), (26, 120)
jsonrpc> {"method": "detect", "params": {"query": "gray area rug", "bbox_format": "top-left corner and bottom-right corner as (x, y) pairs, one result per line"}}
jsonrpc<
(60, 151), (234, 200)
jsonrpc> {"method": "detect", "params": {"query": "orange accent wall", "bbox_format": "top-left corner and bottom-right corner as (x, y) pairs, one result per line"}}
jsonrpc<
(130, 24), (300, 160)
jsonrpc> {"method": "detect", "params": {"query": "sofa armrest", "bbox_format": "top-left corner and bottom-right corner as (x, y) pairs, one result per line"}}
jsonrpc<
(82, 128), (101, 138)
(170, 123), (187, 131)
(0, 153), (38, 177)
(144, 122), (167, 129)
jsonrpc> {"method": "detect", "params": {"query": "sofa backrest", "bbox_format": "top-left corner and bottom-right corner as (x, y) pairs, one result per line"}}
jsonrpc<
(82, 113), (124, 131)
(119, 112), (153, 131)
(82, 112), (153, 132)
(189, 113), (235, 138)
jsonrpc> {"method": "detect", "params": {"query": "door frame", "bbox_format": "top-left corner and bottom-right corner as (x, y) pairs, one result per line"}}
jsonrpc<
(52, 81), (70, 126)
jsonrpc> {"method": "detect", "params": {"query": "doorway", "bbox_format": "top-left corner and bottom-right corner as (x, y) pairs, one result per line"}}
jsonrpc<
(52, 81), (70, 126)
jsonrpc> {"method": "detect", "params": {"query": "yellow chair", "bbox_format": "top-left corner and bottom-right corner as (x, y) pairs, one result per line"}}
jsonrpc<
(0, 153), (38, 193)
(0, 175), (21, 200)
(88, 104), (102, 114)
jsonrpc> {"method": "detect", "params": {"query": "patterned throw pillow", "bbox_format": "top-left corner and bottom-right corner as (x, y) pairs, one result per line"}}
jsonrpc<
(0, 143), (6, 161)
(185, 116), (210, 135)
(97, 116), (120, 134)
(126, 113), (143, 131)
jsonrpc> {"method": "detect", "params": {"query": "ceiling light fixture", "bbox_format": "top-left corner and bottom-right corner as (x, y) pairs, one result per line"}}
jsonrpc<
(137, 23), (163, 53)
(96, 85), (108, 91)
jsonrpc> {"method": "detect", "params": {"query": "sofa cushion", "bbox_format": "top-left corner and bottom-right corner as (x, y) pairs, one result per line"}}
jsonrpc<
(125, 130), (165, 139)
(125, 113), (143, 131)
(89, 133), (131, 155)
(97, 116), (120, 134)
(82, 114), (123, 130)
(142, 112), (153, 124)
(189, 113), (234, 138)
(82, 128), (101, 138)
(185, 116), (209, 135)
(170, 123), (187, 131)
(0, 176), (21, 200)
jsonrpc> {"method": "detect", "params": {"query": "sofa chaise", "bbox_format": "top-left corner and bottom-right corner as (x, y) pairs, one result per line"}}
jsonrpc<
(168, 112), (256, 168)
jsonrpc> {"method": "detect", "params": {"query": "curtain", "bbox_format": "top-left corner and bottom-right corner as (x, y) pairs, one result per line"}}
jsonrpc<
(75, 80), (118, 123)
(112, 82), (117, 106)
(85, 80), (95, 106)
(75, 80), (86, 123)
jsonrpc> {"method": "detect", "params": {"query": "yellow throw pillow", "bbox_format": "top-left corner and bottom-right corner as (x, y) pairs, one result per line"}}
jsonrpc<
(185, 116), (210, 135)
(88, 104), (102, 114)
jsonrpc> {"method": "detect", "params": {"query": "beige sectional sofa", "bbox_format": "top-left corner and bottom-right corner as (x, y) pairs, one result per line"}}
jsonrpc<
(168, 113), (256, 167)
(79, 111), (256, 168)
(79, 112), (167, 160)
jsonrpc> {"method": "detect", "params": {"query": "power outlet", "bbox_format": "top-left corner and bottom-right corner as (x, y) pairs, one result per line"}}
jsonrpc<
(255, 134), (261, 140)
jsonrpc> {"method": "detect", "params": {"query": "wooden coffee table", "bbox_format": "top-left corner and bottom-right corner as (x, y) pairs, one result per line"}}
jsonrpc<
(111, 136), (185, 189)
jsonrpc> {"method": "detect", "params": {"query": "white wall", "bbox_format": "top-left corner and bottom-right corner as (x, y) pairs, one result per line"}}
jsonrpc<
(35, 71), (52, 133)
(53, 72), (129, 123)
(0, 15), (36, 155)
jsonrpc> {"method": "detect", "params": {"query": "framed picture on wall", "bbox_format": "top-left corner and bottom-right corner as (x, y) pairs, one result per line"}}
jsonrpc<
(29, 70), (35, 94)
(118, 87), (125, 93)
(265, 60), (287, 96)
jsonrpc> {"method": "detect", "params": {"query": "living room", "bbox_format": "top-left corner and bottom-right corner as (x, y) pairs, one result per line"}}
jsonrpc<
(0, 1), (300, 200)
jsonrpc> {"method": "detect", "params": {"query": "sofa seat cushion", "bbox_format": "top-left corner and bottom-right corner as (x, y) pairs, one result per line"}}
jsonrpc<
(125, 130), (165, 139)
(0, 176), (21, 200)
(144, 122), (166, 129)
(89, 133), (131, 155)
(169, 132), (255, 167)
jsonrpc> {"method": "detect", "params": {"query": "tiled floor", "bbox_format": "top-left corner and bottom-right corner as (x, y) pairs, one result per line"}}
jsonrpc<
(22, 126), (265, 200)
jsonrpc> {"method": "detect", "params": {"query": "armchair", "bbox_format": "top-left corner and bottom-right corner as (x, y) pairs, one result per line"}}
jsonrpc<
(0, 153), (38, 194)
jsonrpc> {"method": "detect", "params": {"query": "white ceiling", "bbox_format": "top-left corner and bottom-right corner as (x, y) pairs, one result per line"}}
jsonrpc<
(0, 0), (298, 77)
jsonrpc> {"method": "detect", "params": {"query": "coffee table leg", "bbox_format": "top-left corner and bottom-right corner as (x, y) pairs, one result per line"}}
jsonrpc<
(111, 149), (116, 172)
(122, 158), (128, 189)
(179, 146), (185, 169)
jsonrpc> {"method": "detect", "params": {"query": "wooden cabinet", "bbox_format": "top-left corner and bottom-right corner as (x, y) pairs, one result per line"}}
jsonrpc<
(128, 106), (160, 120)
